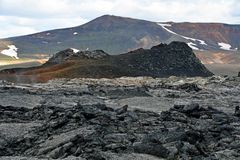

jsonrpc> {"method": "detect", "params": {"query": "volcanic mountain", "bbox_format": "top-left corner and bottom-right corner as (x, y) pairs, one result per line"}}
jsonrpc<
(0, 15), (239, 60)
(0, 42), (213, 82)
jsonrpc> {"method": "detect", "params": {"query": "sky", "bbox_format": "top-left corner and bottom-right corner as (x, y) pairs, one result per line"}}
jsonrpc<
(0, 0), (239, 38)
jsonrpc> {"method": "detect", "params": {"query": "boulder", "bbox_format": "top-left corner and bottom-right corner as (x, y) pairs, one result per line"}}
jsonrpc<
(133, 142), (169, 158)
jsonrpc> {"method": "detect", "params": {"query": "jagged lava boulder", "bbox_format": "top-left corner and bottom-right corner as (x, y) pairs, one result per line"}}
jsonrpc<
(46, 48), (109, 64)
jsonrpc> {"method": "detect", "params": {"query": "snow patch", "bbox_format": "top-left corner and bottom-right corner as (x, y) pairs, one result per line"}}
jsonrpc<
(1, 45), (19, 59)
(182, 36), (207, 45)
(158, 23), (177, 35)
(187, 42), (199, 50)
(218, 42), (232, 50)
(160, 23), (172, 27)
(46, 33), (51, 35)
(73, 32), (78, 35)
(42, 41), (48, 44)
(199, 40), (207, 45)
(157, 23), (208, 48)
(71, 48), (79, 53)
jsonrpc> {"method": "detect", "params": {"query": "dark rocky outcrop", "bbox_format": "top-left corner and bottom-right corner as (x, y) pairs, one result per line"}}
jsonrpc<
(46, 49), (109, 64)
(0, 42), (213, 83)
(117, 41), (213, 77)
(49, 41), (213, 78)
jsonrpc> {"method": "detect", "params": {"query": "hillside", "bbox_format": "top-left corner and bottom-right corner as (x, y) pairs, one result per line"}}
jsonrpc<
(0, 42), (213, 83)
(0, 15), (239, 60)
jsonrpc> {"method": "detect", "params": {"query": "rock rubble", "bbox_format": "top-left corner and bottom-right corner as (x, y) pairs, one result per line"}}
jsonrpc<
(0, 76), (239, 159)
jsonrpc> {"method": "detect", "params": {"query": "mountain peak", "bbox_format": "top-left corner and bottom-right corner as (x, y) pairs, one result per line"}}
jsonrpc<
(82, 14), (152, 30)
(97, 14), (121, 19)
(93, 14), (141, 21)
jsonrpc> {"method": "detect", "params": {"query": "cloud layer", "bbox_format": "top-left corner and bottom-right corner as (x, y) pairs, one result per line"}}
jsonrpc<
(0, 0), (239, 38)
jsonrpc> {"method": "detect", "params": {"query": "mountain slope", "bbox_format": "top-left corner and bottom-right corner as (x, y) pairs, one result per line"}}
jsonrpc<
(167, 22), (240, 50)
(0, 42), (213, 82)
(0, 15), (239, 60)
(1, 15), (170, 57)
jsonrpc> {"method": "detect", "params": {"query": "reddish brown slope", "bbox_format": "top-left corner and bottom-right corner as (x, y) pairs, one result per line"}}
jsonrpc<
(169, 23), (240, 48)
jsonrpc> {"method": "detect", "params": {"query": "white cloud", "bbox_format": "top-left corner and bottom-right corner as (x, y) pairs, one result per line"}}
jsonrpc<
(0, 15), (88, 38)
(0, 0), (115, 18)
(109, 0), (238, 23)
(0, 0), (239, 38)
(0, 26), (37, 38)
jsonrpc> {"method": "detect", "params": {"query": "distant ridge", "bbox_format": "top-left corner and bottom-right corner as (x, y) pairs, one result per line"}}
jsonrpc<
(0, 15), (239, 60)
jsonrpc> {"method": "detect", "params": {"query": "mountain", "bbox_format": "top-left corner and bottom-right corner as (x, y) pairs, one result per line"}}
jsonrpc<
(0, 42), (213, 82)
(0, 15), (239, 60)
